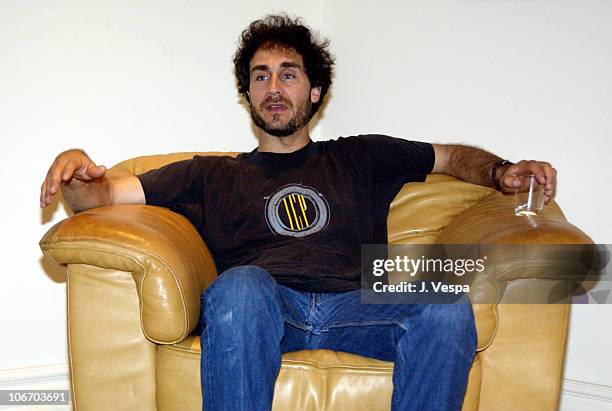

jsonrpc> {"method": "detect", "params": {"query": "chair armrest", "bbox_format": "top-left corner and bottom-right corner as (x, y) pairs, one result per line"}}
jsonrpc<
(437, 192), (596, 303)
(39, 205), (217, 344)
(438, 191), (592, 245)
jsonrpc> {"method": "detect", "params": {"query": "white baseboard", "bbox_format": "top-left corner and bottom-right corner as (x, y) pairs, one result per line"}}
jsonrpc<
(0, 364), (70, 411)
(562, 378), (612, 401)
(559, 378), (612, 411)
(0, 364), (610, 411)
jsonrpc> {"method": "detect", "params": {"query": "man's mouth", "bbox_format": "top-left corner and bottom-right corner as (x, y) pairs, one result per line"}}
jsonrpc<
(262, 96), (291, 113)
(266, 103), (287, 112)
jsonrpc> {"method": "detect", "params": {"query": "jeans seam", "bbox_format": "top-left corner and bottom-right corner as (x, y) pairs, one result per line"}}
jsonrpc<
(325, 320), (409, 331)
(284, 318), (310, 331)
(306, 293), (316, 327)
(203, 293), (216, 411)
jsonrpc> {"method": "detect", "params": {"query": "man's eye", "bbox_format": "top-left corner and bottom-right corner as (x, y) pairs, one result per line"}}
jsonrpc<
(255, 75), (268, 81)
(282, 73), (296, 80)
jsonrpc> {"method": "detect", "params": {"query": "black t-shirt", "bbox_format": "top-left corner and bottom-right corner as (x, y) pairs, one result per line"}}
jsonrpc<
(137, 135), (435, 292)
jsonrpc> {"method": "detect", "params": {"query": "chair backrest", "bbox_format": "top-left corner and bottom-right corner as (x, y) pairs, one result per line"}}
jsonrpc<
(113, 152), (495, 244)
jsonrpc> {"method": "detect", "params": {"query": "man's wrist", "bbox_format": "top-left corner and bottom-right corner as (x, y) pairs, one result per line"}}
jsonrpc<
(491, 159), (514, 189)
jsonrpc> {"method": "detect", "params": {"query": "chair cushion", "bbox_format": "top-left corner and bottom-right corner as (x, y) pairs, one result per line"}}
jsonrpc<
(156, 335), (482, 411)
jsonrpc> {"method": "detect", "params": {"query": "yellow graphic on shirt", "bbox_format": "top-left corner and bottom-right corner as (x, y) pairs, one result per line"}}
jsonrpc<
(265, 184), (329, 238)
(281, 194), (310, 231)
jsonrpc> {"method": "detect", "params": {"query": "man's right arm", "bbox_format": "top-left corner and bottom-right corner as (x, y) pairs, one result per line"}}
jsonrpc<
(40, 149), (145, 212)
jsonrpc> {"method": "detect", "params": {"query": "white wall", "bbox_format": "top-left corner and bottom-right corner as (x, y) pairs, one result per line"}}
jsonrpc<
(0, 0), (321, 370)
(321, 0), (612, 392)
(1, 0), (610, 406)
(321, 0), (612, 243)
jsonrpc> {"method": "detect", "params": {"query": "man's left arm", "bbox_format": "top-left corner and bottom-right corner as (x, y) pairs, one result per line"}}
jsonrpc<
(432, 144), (557, 204)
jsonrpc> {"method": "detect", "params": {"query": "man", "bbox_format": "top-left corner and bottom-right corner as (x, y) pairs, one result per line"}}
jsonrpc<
(41, 14), (556, 411)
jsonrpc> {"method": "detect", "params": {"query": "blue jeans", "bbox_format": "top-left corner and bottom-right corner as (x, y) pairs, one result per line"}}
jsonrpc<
(200, 266), (477, 411)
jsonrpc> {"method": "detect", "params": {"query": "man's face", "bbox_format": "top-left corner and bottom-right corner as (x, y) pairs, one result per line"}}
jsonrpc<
(248, 46), (321, 137)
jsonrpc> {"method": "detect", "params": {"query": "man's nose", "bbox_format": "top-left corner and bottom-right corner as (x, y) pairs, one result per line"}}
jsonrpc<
(267, 74), (282, 95)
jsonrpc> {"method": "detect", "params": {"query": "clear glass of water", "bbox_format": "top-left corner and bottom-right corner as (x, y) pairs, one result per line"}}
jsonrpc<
(514, 174), (545, 216)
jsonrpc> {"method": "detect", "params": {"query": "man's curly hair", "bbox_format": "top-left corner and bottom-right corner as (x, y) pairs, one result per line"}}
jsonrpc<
(233, 14), (334, 116)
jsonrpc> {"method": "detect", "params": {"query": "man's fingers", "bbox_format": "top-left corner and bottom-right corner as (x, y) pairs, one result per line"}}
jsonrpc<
(544, 166), (557, 192)
(530, 161), (556, 203)
(499, 164), (526, 189)
(519, 161), (547, 185)
(40, 149), (107, 209)
(70, 161), (106, 181)
(504, 175), (522, 188)
(47, 168), (63, 195)
(500, 160), (558, 203)
(40, 181), (48, 207)
(41, 163), (70, 208)
(41, 171), (59, 207)
(41, 166), (55, 206)
(87, 164), (107, 179)
(41, 150), (81, 208)
(500, 172), (529, 193)
(500, 175), (517, 191)
(71, 162), (106, 181)
(61, 161), (77, 182)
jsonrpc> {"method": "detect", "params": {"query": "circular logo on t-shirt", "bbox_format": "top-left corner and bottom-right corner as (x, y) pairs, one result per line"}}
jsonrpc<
(265, 184), (330, 237)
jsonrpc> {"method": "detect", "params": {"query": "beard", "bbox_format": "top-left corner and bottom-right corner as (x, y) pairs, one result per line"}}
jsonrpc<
(250, 96), (313, 137)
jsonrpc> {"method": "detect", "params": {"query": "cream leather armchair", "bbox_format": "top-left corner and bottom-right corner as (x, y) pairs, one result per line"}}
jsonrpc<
(40, 152), (593, 411)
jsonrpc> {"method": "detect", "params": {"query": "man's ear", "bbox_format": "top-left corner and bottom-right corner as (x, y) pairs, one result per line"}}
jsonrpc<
(310, 87), (321, 103)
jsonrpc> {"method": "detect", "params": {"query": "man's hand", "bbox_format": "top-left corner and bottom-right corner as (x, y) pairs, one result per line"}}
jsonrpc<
(432, 144), (558, 204)
(497, 160), (557, 204)
(40, 149), (107, 208)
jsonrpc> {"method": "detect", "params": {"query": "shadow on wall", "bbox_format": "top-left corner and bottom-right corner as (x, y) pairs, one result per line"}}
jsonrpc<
(39, 191), (71, 283)
(40, 190), (72, 225)
(39, 255), (67, 284)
